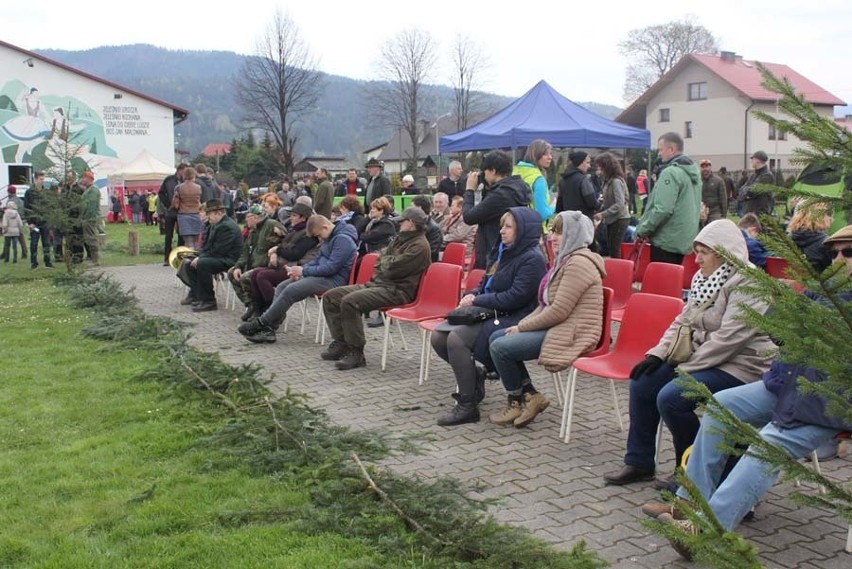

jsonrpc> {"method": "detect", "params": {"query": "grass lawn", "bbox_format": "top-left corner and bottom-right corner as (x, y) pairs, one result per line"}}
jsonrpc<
(0, 280), (391, 568)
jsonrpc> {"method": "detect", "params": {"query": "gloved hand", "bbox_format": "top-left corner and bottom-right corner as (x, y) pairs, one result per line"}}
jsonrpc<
(630, 355), (663, 380)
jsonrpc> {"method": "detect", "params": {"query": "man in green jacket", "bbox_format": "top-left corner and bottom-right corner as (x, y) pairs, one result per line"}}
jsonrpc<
(227, 203), (285, 317)
(635, 132), (701, 265)
(177, 199), (244, 312)
(79, 171), (102, 265)
(313, 167), (334, 220)
(320, 207), (431, 370)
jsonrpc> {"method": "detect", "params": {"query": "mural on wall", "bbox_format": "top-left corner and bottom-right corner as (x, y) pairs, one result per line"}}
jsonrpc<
(0, 79), (121, 177)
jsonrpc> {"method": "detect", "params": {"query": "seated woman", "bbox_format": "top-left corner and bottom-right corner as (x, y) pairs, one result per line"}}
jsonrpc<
(488, 211), (605, 428)
(603, 219), (775, 486)
(787, 199), (833, 272)
(441, 195), (476, 256)
(431, 207), (547, 427)
(337, 195), (368, 236)
(359, 197), (396, 255)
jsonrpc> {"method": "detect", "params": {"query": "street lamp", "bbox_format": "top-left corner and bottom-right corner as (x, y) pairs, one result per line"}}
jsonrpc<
(433, 112), (452, 177)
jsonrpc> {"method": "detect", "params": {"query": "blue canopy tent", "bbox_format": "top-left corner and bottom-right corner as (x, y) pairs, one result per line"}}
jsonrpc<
(439, 80), (650, 152)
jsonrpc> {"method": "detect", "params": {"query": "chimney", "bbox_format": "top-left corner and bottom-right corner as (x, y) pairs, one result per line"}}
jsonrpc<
(720, 51), (736, 62)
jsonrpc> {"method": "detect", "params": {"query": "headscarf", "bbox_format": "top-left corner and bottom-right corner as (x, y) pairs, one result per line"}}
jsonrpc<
(541, 211), (594, 303)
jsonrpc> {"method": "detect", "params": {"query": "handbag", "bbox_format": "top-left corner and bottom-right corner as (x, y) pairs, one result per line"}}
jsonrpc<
(662, 291), (720, 365)
(627, 238), (647, 280)
(170, 186), (181, 210)
(445, 305), (494, 326)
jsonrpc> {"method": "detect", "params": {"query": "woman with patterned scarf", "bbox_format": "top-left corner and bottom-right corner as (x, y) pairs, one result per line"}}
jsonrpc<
(603, 219), (776, 488)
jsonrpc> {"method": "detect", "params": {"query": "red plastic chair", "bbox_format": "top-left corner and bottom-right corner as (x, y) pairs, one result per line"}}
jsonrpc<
(380, 262), (464, 372)
(461, 268), (486, 294)
(355, 252), (380, 284)
(681, 253), (699, 290)
(640, 262), (685, 300)
(562, 293), (684, 447)
(603, 258), (634, 322)
(552, 287), (613, 414)
(441, 242), (467, 268)
(765, 256), (791, 279)
(621, 242), (651, 282)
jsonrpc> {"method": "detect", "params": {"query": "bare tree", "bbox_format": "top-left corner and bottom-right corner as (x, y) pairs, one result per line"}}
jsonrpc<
(236, 10), (322, 176)
(450, 34), (489, 131)
(370, 29), (438, 172)
(619, 16), (719, 102)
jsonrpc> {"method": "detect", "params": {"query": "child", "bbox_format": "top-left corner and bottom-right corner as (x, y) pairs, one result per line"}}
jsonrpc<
(1, 201), (24, 263)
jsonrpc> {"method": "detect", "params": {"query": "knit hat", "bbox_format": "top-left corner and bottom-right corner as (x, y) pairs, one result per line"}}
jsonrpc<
(246, 204), (265, 216)
(569, 151), (589, 167)
(6, 185), (15, 194)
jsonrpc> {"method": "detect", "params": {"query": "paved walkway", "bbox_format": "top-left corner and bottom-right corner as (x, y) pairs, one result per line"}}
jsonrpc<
(104, 263), (850, 568)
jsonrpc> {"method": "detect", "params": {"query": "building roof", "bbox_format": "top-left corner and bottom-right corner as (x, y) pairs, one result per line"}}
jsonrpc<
(617, 52), (845, 127)
(201, 143), (231, 157)
(0, 39), (189, 123)
(294, 156), (358, 172)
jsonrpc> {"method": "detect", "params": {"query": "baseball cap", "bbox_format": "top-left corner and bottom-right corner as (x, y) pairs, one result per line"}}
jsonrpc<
(399, 206), (427, 228)
(246, 204), (265, 216)
(750, 151), (768, 162)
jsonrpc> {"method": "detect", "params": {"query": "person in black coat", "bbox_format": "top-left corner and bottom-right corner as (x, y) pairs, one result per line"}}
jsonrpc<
(462, 150), (532, 269)
(431, 206), (547, 427)
(359, 197), (397, 254)
(787, 200), (834, 272)
(556, 151), (599, 220)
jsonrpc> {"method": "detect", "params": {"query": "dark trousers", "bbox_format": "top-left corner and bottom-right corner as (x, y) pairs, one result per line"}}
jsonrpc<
(430, 324), (481, 397)
(17, 233), (27, 258)
(178, 257), (231, 302)
(162, 212), (181, 263)
(605, 219), (630, 259)
(250, 267), (290, 310)
(29, 225), (51, 267)
(650, 245), (684, 266)
(322, 284), (410, 349)
(625, 362), (742, 470)
(2, 236), (19, 262)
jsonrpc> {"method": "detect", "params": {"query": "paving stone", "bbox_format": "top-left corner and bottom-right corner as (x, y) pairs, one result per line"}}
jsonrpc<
(101, 264), (852, 569)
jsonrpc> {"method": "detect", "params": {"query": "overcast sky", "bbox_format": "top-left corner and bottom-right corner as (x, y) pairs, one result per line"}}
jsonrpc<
(6, 0), (851, 113)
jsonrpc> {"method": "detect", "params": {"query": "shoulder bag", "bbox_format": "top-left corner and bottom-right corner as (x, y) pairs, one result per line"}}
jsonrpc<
(663, 291), (719, 365)
(446, 305), (495, 326)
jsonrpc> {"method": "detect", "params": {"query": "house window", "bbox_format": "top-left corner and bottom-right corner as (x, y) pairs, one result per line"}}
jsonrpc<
(768, 124), (787, 141)
(684, 121), (694, 138)
(659, 108), (670, 122)
(688, 82), (707, 101)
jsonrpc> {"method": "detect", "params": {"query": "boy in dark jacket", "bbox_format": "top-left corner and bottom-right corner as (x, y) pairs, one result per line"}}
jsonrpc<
(320, 207), (431, 370)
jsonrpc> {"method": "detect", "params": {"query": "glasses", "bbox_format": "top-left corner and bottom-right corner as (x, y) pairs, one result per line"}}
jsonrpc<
(832, 247), (852, 259)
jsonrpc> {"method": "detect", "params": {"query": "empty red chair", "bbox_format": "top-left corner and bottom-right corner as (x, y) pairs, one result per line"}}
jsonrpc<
(621, 241), (651, 282)
(765, 256), (791, 279)
(640, 262), (685, 300)
(461, 268), (486, 294)
(604, 258), (634, 322)
(561, 293), (684, 445)
(681, 253), (699, 290)
(441, 242), (467, 268)
(380, 262), (464, 372)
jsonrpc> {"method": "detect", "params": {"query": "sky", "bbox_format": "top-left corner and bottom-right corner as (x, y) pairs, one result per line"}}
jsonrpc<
(5, 0), (851, 113)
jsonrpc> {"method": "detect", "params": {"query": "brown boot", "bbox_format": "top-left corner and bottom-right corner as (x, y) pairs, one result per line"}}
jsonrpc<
(489, 395), (524, 425)
(513, 391), (550, 428)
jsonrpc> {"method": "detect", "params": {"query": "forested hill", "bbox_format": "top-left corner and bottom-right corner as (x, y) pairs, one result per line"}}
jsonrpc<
(36, 44), (622, 159)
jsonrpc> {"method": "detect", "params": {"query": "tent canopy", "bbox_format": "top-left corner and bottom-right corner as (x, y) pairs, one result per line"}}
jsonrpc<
(115, 150), (175, 181)
(440, 80), (650, 152)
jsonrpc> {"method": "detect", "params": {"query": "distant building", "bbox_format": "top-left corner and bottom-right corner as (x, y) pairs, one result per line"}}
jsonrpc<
(617, 51), (845, 173)
(293, 156), (358, 180)
(201, 143), (231, 157)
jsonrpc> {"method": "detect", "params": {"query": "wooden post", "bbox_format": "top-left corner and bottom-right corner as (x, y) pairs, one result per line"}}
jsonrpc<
(128, 231), (139, 256)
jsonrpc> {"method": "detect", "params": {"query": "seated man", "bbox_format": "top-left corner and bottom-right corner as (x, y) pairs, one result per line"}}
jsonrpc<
(431, 192), (450, 226)
(320, 207), (432, 370)
(228, 204), (285, 320)
(177, 199), (243, 312)
(410, 194), (442, 262)
(238, 215), (358, 343)
(651, 224), (852, 560)
(246, 203), (319, 320)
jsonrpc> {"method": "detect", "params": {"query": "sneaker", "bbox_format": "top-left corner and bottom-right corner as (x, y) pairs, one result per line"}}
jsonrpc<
(335, 348), (366, 370)
(489, 395), (523, 425)
(320, 340), (348, 361)
(513, 392), (550, 428)
(191, 301), (218, 312)
(366, 314), (384, 328)
(657, 513), (698, 561)
(246, 326), (276, 344)
(238, 317), (263, 337)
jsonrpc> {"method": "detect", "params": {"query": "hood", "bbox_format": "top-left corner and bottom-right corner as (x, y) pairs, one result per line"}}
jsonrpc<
(554, 210), (594, 265)
(506, 206), (543, 253)
(496, 175), (533, 205)
(571, 247), (607, 279)
(663, 154), (701, 186)
(331, 220), (359, 243)
(561, 166), (583, 180)
(790, 229), (827, 250)
(693, 219), (748, 262)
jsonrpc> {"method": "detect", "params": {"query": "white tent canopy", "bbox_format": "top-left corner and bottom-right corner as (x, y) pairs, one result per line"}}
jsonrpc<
(115, 150), (174, 181)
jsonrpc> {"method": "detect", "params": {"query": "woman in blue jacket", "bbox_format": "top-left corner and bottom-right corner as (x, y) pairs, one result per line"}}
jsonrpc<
(431, 207), (547, 426)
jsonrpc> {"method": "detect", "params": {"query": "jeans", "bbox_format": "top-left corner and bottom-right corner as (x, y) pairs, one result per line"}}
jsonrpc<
(677, 381), (838, 530)
(261, 276), (337, 330)
(488, 328), (546, 394)
(625, 362), (743, 470)
(29, 225), (51, 267)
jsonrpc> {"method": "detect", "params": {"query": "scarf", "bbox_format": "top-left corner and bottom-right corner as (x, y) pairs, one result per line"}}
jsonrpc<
(689, 262), (734, 307)
(336, 210), (354, 224)
(483, 243), (505, 293)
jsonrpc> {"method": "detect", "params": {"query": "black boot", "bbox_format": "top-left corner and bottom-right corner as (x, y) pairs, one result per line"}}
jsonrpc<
(335, 347), (366, 370)
(437, 395), (480, 426)
(238, 317), (263, 336)
(474, 366), (487, 404)
(240, 303), (257, 322)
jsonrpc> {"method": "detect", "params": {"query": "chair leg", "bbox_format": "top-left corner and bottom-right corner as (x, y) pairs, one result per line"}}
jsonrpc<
(418, 328), (428, 385)
(846, 523), (851, 553)
(314, 297), (324, 344)
(381, 316), (392, 372)
(552, 371), (564, 408)
(654, 421), (664, 468)
(396, 319), (408, 351)
(299, 299), (308, 335)
(610, 379), (625, 431)
(560, 367), (579, 443)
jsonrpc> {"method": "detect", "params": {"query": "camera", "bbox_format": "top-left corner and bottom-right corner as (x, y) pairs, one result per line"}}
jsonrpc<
(477, 170), (486, 187)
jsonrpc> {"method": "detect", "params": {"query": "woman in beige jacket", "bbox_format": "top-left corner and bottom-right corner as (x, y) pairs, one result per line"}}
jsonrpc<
(604, 219), (775, 487)
(488, 210), (605, 428)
